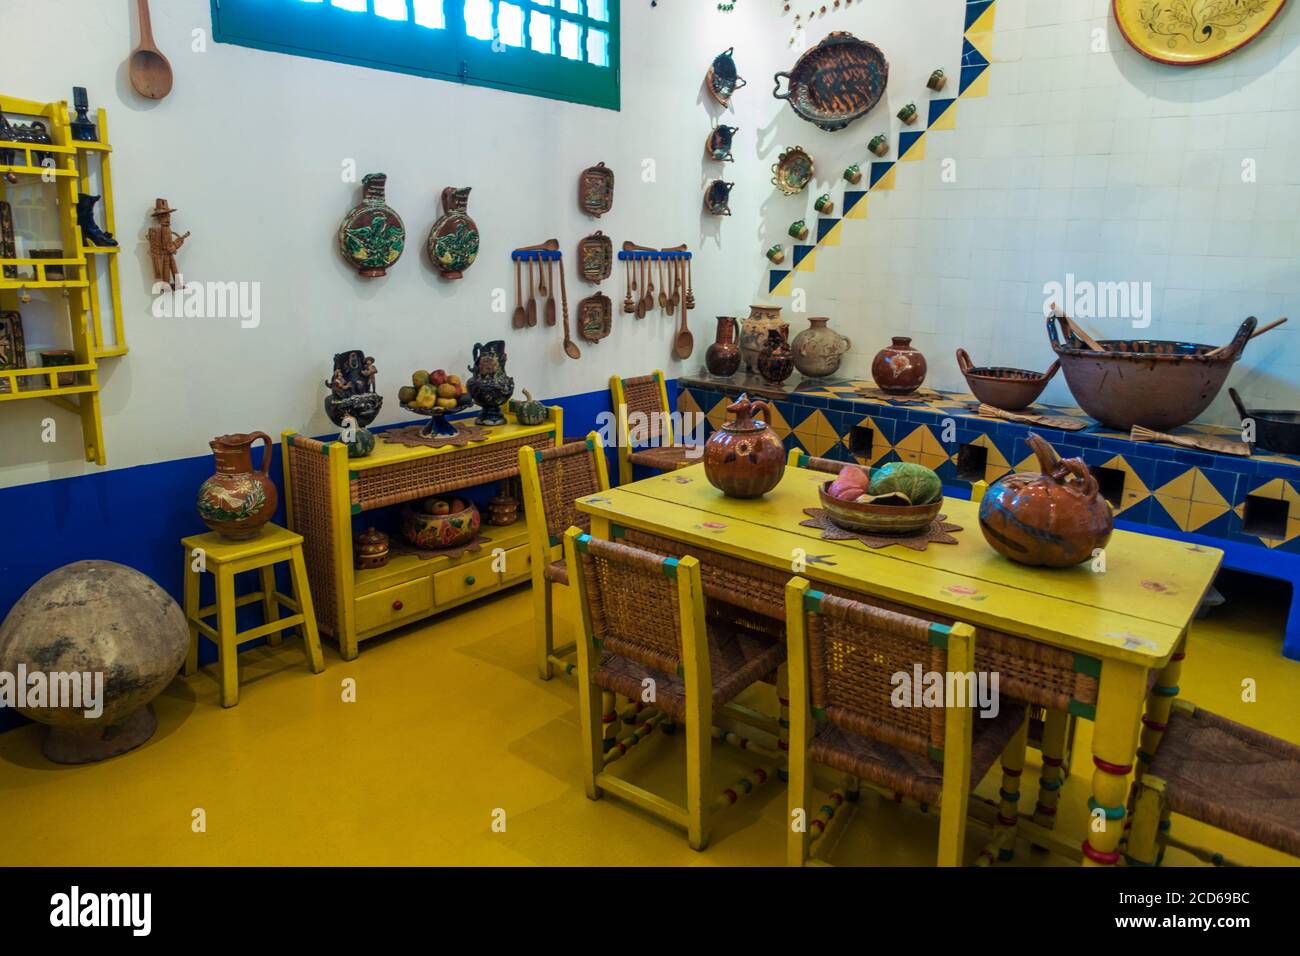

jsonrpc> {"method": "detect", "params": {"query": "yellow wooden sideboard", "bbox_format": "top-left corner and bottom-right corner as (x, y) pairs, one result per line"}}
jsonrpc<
(282, 408), (561, 659)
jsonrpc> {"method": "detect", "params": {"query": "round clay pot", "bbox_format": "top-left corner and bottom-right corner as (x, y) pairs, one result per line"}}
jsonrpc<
(793, 316), (852, 378)
(757, 327), (794, 386)
(739, 304), (785, 373)
(956, 348), (1059, 412)
(871, 336), (927, 394)
(196, 432), (278, 540)
(704, 395), (786, 499)
(706, 316), (742, 378)
(978, 433), (1114, 568)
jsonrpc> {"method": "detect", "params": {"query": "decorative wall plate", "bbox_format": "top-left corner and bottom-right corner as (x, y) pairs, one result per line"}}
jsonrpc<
(705, 124), (740, 162)
(577, 230), (613, 283)
(706, 47), (747, 106)
(578, 162), (614, 217)
(703, 180), (735, 216)
(576, 293), (612, 342)
(1113, 0), (1287, 65)
(770, 146), (814, 195)
(426, 186), (479, 280)
(773, 32), (889, 132)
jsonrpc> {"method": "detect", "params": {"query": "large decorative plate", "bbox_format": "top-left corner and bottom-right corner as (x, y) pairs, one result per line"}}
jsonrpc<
(1113, 0), (1287, 66)
(773, 32), (889, 132)
(770, 146), (814, 196)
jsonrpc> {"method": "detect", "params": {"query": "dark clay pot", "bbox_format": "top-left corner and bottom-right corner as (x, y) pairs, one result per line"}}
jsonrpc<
(703, 395), (786, 499)
(871, 336), (927, 394)
(705, 316), (742, 377)
(978, 433), (1113, 568)
(757, 327), (794, 386)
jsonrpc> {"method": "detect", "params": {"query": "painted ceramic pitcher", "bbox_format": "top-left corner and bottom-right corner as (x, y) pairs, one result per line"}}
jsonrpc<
(196, 432), (278, 540)
(426, 186), (480, 280)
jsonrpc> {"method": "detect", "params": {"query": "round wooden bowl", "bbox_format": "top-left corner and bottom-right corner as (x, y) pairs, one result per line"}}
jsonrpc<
(818, 482), (941, 535)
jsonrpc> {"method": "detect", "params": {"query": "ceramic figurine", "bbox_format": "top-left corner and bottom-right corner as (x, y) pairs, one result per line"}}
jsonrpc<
(705, 316), (742, 377)
(871, 336), (927, 394)
(703, 395), (786, 499)
(706, 125), (740, 162)
(844, 164), (862, 184)
(578, 162), (614, 217)
(766, 245), (785, 264)
(467, 340), (514, 427)
(869, 133), (890, 157)
(788, 219), (809, 240)
(704, 180), (735, 216)
(757, 327), (794, 386)
(196, 432), (278, 540)
(426, 186), (479, 280)
(147, 198), (187, 288)
(927, 69), (947, 91)
(77, 193), (116, 247)
(324, 350), (383, 429)
(979, 433), (1114, 568)
(70, 87), (98, 141)
(354, 527), (390, 570)
(338, 173), (405, 277)
(814, 194), (835, 215)
(739, 304), (785, 373)
(792, 316), (851, 379)
(898, 103), (919, 125)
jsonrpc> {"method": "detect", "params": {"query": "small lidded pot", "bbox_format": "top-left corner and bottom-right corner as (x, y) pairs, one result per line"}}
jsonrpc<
(354, 527), (390, 570)
(703, 394), (786, 499)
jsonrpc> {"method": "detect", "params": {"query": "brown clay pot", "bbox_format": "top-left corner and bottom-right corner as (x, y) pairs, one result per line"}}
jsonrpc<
(792, 316), (852, 378)
(978, 433), (1113, 568)
(196, 432), (278, 540)
(871, 336), (927, 394)
(956, 348), (1060, 411)
(704, 395), (786, 499)
(739, 304), (785, 373)
(705, 316), (742, 377)
(757, 327), (794, 386)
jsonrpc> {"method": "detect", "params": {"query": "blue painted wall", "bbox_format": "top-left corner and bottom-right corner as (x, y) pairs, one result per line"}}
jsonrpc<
(0, 382), (638, 733)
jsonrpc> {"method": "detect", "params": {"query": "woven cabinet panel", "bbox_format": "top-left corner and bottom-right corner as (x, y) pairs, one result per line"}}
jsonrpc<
(286, 436), (338, 636)
(354, 434), (553, 511)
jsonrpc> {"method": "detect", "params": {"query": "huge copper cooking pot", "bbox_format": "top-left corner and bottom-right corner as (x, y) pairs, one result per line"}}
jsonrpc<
(1046, 315), (1257, 432)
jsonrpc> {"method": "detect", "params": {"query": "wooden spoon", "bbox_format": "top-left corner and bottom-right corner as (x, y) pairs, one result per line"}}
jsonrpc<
(129, 0), (174, 100)
(673, 287), (694, 360)
(658, 258), (668, 311)
(557, 253), (580, 360)
(635, 259), (647, 319)
(1052, 304), (1104, 352)
(622, 257), (634, 314)
(525, 257), (538, 328)
(545, 257), (557, 326)
(511, 259), (526, 329)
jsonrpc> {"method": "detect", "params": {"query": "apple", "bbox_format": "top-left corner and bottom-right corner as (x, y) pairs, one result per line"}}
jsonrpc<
(430, 369), (448, 387)
(431, 499), (451, 516)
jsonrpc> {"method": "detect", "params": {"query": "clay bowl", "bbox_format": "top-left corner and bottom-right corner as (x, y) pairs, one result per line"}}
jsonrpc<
(401, 500), (481, 550)
(819, 482), (941, 536)
(956, 349), (1059, 412)
(1047, 315), (1257, 431)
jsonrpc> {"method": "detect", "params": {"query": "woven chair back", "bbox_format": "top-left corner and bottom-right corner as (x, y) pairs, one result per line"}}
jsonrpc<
(578, 535), (684, 675)
(534, 439), (604, 542)
(621, 373), (671, 448)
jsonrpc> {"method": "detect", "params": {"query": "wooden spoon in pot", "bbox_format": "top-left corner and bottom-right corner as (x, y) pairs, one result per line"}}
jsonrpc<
(129, 0), (174, 100)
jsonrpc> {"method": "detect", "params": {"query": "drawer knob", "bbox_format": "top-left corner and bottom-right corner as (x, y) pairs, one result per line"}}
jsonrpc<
(392, 599), (404, 611)
(465, 575), (476, 586)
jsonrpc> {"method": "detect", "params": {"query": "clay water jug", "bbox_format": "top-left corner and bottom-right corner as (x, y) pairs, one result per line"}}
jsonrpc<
(196, 432), (278, 540)
(792, 316), (852, 378)
(705, 316), (742, 377)
(871, 336), (927, 394)
(757, 327), (794, 386)
(739, 304), (784, 373)
(703, 395), (786, 499)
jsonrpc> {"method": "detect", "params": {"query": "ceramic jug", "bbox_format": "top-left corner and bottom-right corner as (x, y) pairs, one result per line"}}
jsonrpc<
(792, 316), (851, 378)
(703, 395), (786, 499)
(427, 186), (479, 280)
(196, 432), (278, 540)
(871, 336), (927, 394)
(705, 317), (742, 378)
(337, 172), (406, 278)
(739, 304), (785, 373)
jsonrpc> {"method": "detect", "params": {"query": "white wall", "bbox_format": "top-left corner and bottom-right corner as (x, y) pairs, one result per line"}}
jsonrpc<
(733, 0), (1300, 421)
(0, 0), (778, 488)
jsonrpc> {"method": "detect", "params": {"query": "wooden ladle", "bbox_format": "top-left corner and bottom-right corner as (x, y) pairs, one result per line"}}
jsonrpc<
(129, 0), (173, 100)
(557, 252), (580, 360)
(672, 285), (694, 360)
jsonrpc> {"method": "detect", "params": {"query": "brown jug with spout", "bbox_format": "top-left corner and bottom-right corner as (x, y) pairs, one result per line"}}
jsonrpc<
(196, 432), (278, 540)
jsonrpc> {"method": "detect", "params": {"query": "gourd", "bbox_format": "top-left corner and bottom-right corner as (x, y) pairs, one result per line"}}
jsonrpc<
(868, 462), (942, 505)
(512, 389), (548, 426)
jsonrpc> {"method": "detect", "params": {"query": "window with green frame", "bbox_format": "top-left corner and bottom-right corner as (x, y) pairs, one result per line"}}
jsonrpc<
(211, 0), (620, 110)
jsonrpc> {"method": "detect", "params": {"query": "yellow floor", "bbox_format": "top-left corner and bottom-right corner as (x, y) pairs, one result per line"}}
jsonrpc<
(1, 573), (1296, 866)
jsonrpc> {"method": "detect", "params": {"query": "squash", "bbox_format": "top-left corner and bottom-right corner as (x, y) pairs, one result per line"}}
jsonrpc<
(511, 389), (548, 426)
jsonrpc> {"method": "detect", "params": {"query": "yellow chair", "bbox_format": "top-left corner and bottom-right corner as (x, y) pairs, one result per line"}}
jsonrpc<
(610, 370), (694, 485)
(785, 577), (1029, 866)
(182, 523), (325, 707)
(518, 433), (611, 680)
(566, 528), (786, 850)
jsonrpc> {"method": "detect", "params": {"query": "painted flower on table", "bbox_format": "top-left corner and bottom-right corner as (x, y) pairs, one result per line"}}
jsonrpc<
(696, 521), (728, 534)
(1140, 580), (1178, 595)
(941, 583), (986, 601)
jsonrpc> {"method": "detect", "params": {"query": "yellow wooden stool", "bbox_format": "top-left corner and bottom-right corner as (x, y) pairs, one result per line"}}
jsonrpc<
(181, 523), (325, 707)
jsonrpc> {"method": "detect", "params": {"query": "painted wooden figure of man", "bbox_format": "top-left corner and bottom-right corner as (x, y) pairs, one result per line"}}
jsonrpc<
(148, 198), (189, 289)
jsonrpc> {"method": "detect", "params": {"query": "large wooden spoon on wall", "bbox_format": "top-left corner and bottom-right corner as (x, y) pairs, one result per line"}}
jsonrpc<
(130, 0), (174, 100)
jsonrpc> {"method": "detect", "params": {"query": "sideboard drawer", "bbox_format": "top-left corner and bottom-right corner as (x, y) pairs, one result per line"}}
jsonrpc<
(499, 544), (531, 584)
(356, 577), (434, 634)
(434, 554), (499, 606)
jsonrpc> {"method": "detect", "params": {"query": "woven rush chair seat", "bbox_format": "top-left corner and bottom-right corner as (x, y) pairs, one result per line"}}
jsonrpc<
(594, 618), (786, 721)
(628, 445), (693, 471)
(543, 560), (569, 586)
(1146, 705), (1300, 857)
(809, 703), (1027, 807)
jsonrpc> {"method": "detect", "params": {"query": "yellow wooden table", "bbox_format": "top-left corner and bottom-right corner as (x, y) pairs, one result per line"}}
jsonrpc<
(577, 464), (1223, 865)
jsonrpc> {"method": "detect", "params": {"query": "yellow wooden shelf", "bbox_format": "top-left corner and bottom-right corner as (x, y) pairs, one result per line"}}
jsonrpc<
(80, 245), (118, 255)
(0, 164), (78, 178)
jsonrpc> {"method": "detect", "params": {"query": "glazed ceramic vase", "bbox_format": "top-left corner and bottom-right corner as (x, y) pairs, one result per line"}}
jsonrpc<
(792, 316), (852, 378)
(739, 304), (785, 373)
(338, 173), (405, 278)
(705, 316), (742, 377)
(871, 336), (927, 394)
(978, 433), (1114, 568)
(427, 186), (479, 280)
(703, 395), (786, 499)
(467, 341), (514, 426)
(196, 432), (278, 540)
(757, 327), (794, 386)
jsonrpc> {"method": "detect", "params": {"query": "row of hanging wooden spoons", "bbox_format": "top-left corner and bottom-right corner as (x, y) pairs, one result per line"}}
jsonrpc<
(512, 241), (579, 359)
(621, 243), (696, 361)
